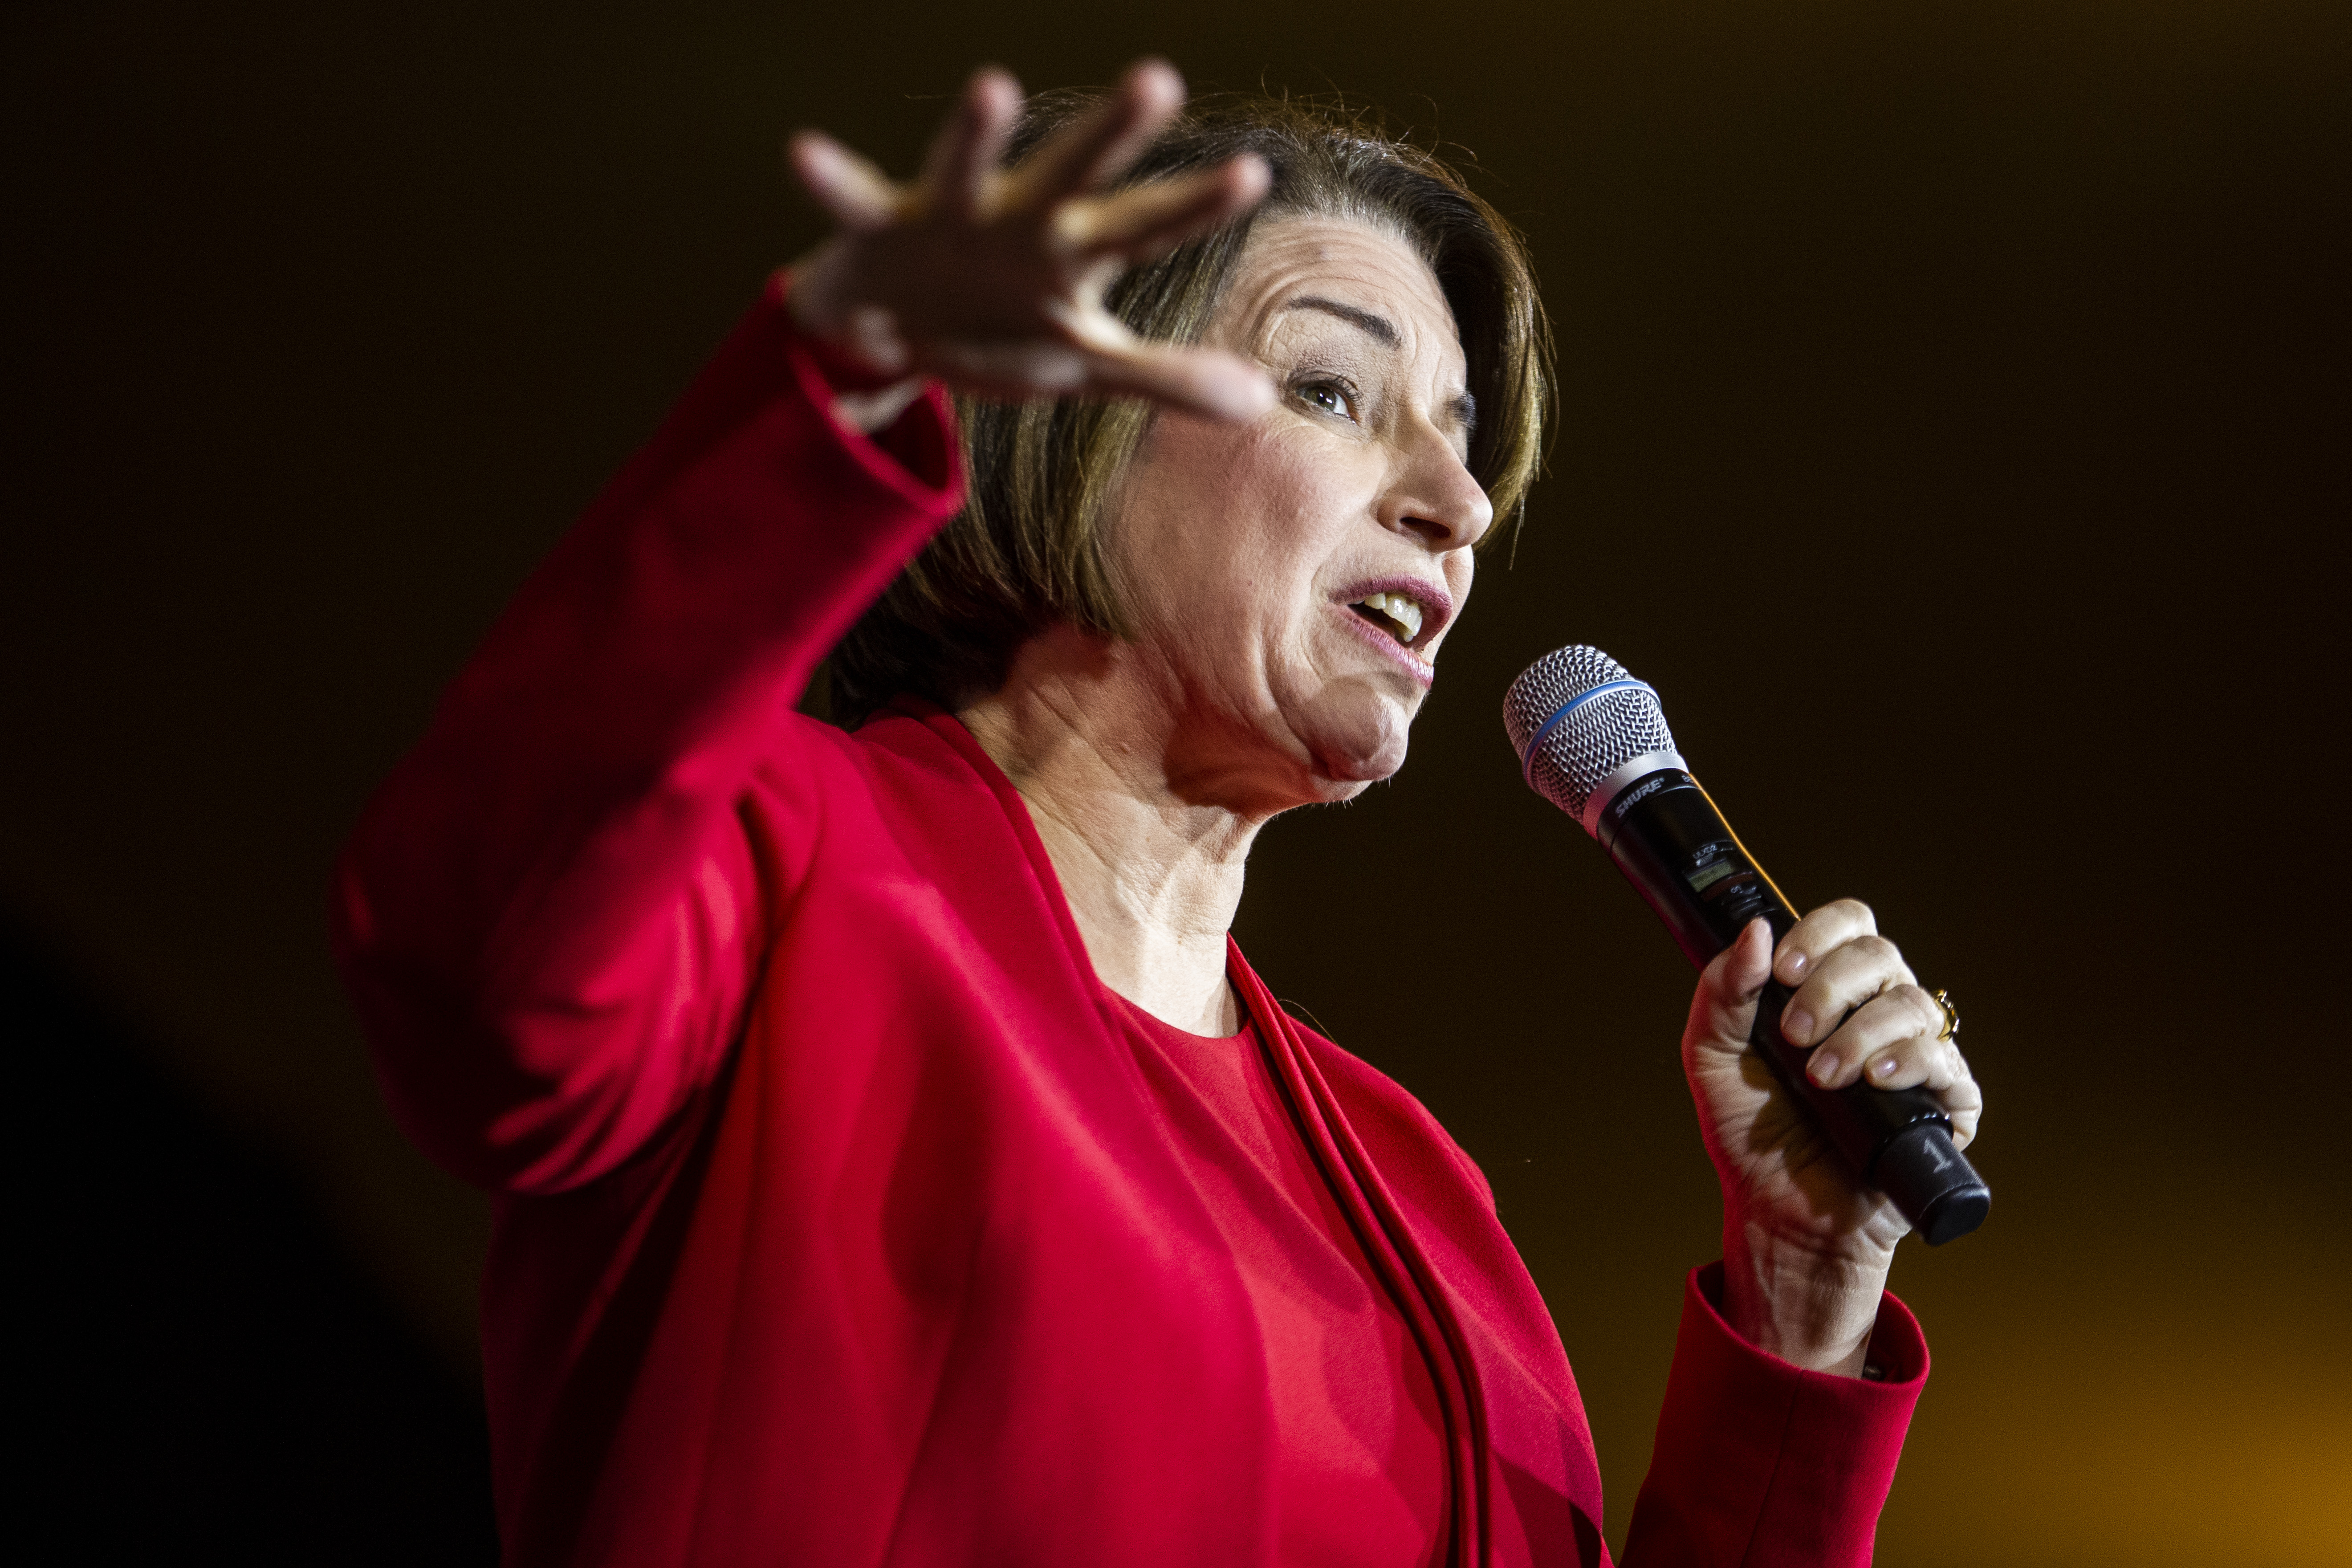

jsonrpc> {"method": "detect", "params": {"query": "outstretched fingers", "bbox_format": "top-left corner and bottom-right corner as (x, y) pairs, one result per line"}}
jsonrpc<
(1047, 305), (1272, 419)
(788, 131), (901, 230)
(1056, 155), (1272, 261)
(1100, 344), (1278, 421)
(789, 57), (1278, 418)
(920, 67), (1023, 219)
(1010, 58), (1187, 207)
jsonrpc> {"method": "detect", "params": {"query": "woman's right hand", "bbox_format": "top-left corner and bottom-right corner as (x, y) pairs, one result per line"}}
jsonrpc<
(786, 60), (1276, 421)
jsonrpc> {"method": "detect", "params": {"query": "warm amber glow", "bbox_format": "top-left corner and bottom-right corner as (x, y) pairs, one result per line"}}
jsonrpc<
(1874, 1184), (2352, 1567)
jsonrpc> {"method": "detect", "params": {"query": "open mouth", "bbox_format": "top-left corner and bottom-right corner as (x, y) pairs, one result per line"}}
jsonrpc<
(1347, 590), (1426, 647)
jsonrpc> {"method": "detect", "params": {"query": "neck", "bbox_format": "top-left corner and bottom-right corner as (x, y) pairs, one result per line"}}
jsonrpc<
(959, 629), (1270, 1036)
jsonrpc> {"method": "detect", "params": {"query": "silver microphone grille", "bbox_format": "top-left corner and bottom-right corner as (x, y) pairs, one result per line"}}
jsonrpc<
(1502, 645), (1681, 827)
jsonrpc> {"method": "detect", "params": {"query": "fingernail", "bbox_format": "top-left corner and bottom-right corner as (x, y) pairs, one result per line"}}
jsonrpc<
(1780, 949), (1808, 981)
(1870, 1055), (1899, 1080)
(1808, 1050), (1839, 1086)
(1782, 1007), (1815, 1046)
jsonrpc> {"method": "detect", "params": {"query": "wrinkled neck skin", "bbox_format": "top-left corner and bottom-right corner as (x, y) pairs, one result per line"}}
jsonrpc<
(960, 624), (1359, 1038)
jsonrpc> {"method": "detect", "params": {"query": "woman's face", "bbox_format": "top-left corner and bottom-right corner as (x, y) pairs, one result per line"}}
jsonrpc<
(1109, 214), (1493, 809)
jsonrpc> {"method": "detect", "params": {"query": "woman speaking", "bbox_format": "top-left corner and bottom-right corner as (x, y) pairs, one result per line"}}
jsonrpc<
(334, 60), (1984, 1568)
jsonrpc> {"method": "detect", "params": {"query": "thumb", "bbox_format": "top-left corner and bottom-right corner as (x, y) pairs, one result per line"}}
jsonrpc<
(1689, 917), (1774, 1058)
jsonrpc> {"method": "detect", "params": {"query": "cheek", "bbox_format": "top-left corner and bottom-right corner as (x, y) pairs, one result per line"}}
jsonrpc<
(1220, 432), (1377, 593)
(1114, 431), (1233, 607)
(1128, 427), (1349, 630)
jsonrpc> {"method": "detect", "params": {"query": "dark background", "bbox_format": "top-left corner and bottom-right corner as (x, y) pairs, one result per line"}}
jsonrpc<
(6, 2), (2346, 1563)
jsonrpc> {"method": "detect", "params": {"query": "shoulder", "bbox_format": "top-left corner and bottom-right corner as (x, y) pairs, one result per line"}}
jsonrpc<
(742, 701), (1046, 896)
(749, 701), (994, 813)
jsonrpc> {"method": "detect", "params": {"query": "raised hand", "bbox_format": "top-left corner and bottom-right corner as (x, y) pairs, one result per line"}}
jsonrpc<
(786, 60), (1277, 421)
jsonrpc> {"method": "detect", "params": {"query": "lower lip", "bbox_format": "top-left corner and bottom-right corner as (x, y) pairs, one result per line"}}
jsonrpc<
(1330, 603), (1436, 686)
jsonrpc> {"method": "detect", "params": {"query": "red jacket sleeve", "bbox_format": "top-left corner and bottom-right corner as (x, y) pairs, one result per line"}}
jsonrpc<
(1621, 1263), (1929, 1566)
(330, 276), (963, 1195)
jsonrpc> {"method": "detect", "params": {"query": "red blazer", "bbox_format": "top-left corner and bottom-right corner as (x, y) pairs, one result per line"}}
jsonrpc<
(333, 277), (1927, 1567)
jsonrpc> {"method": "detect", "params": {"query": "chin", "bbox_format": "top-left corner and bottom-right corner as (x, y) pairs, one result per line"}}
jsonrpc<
(1295, 684), (1416, 786)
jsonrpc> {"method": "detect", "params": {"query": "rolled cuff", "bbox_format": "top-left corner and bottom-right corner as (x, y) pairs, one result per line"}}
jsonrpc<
(1621, 1263), (1927, 1568)
(768, 271), (959, 508)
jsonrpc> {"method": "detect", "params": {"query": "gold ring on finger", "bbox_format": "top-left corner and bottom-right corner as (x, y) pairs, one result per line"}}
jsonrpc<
(1929, 988), (1960, 1043)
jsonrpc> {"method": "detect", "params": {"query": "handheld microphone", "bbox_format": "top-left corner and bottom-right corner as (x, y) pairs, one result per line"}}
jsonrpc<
(1503, 645), (1990, 1246)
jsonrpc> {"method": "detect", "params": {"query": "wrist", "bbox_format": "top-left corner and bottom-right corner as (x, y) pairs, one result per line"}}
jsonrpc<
(776, 263), (928, 433)
(777, 261), (920, 389)
(1719, 1220), (1892, 1377)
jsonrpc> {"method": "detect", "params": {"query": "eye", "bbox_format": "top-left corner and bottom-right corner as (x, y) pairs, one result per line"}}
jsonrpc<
(1292, 375), (1360, 423)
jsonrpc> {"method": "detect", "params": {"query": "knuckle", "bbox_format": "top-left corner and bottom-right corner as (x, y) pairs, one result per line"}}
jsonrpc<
(1896, 984), (1944, 1036)
(1789, 974), (1835, 1020)
(1864, 1005), (1920, 1054)
(1853, 933), (1901, 969)
(1862, 994), (1911, 1041)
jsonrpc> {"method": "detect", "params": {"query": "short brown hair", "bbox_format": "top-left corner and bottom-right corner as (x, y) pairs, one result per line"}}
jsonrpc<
(830, 92), (1552, 725)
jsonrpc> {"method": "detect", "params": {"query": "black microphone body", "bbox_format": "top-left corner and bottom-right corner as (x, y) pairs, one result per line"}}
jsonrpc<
(1599, 764), (1990, 1246)
(1502, 646), (1990, 1247)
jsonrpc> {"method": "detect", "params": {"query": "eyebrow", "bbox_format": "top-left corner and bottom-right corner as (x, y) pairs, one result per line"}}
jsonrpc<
(1281, 296), (1479, 436)
(1284, 295), (1400, 346)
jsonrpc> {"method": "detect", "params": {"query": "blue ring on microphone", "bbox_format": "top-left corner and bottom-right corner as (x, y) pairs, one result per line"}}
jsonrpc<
(1519, 679), (1657, 789)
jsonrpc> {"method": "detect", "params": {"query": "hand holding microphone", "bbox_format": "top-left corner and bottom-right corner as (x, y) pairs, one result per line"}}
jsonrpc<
(1505, 648), (1988, 1360)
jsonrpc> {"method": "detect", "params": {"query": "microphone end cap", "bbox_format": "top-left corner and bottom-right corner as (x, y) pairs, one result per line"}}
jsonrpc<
(1869, 1121), (1992, 1246)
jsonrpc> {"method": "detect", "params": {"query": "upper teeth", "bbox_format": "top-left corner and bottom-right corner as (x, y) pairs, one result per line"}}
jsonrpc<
(1354, 591), (1424, 643)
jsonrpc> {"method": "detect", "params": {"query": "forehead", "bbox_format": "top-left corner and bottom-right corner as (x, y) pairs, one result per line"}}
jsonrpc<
(1216, 216), (1463, 369)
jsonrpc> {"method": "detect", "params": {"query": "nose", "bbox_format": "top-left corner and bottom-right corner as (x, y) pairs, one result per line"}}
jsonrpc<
(1381, 417), (1494, 553)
